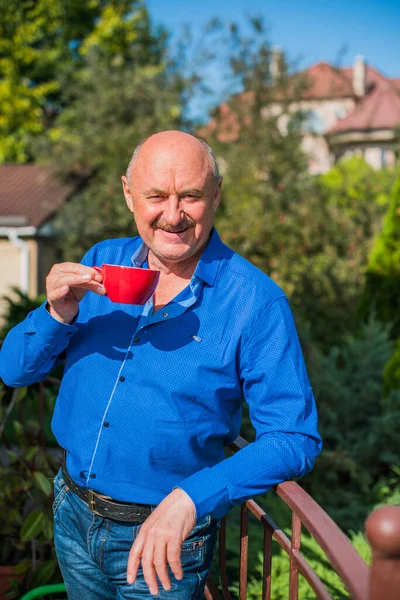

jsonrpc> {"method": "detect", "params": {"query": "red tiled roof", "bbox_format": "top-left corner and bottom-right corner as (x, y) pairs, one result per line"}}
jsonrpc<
(391, 78), (400, 92)
(0, 165), (71, 229)
(300, 62), (354, 99)
(327, 81), (400, 134)
(200, 60), (400, 141)
(299, 62), (395, 100)
(340, 65), (389, 88)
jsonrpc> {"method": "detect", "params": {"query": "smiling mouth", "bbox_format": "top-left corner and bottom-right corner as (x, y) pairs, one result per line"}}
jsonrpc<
(158, 227), (190, 234)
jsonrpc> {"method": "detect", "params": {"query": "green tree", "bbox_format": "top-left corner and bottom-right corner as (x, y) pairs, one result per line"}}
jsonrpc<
(361, 175), (400, 335)
(301, 318), (400, 531)
(39, 46), (185, 260)
(195, 21), (395, 347)
(212, 121), (392, 345)
(360, 175), (400, 394)
(0, 0), (157, 162)
(384, 339), (400, 393)
(319, 155), (394, 214)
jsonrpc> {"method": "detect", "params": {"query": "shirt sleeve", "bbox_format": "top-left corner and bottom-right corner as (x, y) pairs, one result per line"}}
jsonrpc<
(0, 302), (78, 387)
(177, 296), (322, 520)
(0, 247), (96, 388)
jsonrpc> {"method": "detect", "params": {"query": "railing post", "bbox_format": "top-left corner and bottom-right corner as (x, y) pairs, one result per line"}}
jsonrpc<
(365, 505), (400, 600)
(240, 503), (249, 599)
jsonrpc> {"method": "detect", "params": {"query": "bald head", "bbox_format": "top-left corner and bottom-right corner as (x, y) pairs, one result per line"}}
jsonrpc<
(125, 131), (220, 184)
(121, 129), (222, 268)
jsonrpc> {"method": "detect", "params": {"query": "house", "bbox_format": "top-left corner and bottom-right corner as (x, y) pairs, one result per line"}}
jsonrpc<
(201, 56), (400, 174)
(0, 165), (72, 321)
(301, 56), (400, 173)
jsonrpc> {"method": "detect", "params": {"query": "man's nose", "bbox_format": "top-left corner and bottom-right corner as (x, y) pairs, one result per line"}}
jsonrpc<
(163, 196), (183, 225)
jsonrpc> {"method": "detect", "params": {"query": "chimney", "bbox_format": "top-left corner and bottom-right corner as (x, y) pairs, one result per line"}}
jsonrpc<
(270, 47), (282, 81)
(353, 55), (367, 97)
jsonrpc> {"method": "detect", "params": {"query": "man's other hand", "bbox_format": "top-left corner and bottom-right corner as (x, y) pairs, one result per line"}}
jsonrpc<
(46, 262), (105, 324)
(127, 488), (197, 595)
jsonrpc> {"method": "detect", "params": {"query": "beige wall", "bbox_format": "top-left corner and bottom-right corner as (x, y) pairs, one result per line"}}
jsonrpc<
(332, 143), (397, 170)
(263, 98), (356, 174)
(0, 237), (57, 327)
(37, 238), (58, 295)
(0, 239), (23, 324)
(28, 239), (38, 297)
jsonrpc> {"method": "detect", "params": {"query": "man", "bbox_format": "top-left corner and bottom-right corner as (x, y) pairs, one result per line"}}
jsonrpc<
(0, 131), (321, 599)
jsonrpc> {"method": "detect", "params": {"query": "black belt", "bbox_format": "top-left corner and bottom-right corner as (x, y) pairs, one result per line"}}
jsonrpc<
(61, 463), (153, 523)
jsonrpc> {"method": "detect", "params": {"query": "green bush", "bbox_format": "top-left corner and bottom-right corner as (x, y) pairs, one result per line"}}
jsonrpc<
(230, 529), (370, 600)
(0, 382), (62, 597)
(360, 175), (400, 337)
(216, 152), (393, 350)
(1, 288), (45, 339)
(384, 338), (400, 393)
(301, 318), (400, 531)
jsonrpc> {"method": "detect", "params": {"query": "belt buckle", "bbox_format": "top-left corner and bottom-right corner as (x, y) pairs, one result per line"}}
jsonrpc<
(88, 489), (102, 516)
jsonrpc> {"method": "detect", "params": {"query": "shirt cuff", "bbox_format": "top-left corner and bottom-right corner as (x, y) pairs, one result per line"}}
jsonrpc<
(177, 467), (230, 520)
(26, 302), (79, 344)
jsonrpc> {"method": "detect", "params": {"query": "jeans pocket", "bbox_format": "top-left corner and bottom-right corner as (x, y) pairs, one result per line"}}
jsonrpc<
(187, 514), (212, 538)
(52, 468), (68, 516)
(180, 536), (205, 570)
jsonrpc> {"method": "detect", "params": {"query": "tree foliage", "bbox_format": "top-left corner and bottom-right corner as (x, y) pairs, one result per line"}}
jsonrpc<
(359, 175), (400, 395)
(213, 132), (392, 346)
(360, 175), (400, 335)
(192, 20), (395, 347)
(0, 0), (160, 162)
(31, 2), (188, 261)
(2, 6), (400, 592)
(302, 318), (400, 531)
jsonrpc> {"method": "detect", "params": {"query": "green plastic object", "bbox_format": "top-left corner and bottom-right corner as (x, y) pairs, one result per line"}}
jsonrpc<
(19, 583), (67, 600)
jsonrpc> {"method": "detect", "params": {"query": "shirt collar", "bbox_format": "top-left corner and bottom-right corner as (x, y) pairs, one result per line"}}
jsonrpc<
(130, 227), (224, 287)
(131, 241), (149, 268)
(192, 228), (223, 287)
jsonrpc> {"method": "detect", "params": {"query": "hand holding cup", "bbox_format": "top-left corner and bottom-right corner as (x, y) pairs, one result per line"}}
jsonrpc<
(46, 262), (106, 324)
(92, 264), (160, 304)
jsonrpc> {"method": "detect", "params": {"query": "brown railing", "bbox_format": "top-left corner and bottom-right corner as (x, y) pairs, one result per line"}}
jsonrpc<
(15, 381), (400, 599)
(204, 435), (400, 600)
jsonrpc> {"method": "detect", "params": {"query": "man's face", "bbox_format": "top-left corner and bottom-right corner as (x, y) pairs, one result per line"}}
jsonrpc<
(122, 135), (221, 267)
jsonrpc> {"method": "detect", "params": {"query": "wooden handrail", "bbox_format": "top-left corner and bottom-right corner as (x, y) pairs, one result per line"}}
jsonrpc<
(16, 380), (400, 598)
(277, 481), (369, 599)
(211, 434), (372, 600)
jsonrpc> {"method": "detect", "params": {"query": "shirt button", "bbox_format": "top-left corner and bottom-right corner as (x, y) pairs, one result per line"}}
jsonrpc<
(119, 376), (125, 382)
(162, 312), (168, 318)
(103, 421), (110, 428)
(90, 473), (96, 479)
(133, 336), (140, 343)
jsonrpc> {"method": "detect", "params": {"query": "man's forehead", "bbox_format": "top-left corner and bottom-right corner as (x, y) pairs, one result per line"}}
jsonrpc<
(133, 145), (212, 184)
(138, 143), (208, 169)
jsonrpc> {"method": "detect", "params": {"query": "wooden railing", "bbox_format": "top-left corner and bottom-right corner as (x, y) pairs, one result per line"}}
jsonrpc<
(5, 379), (400, 599)
(204, 435), (400, 600)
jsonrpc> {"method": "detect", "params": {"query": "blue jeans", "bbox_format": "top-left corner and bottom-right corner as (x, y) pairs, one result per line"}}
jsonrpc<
(53, 468), (220, 599)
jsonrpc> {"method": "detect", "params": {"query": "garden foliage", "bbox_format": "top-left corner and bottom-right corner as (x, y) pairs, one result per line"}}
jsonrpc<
(1, 1), (400, 596)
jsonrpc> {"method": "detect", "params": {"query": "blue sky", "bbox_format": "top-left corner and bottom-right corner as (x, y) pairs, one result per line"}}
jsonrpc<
(147, 0), (400, 78)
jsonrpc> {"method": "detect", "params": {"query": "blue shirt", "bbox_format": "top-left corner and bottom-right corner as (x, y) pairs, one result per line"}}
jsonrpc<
(0, 229), (321, 519)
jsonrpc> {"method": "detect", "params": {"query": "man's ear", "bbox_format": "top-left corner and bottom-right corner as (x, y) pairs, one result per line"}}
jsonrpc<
(121, 176), (134, 213)
(213, 177), (223, 211)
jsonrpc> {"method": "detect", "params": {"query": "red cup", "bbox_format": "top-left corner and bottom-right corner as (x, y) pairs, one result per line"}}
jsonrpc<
(93, 264), (160, 304)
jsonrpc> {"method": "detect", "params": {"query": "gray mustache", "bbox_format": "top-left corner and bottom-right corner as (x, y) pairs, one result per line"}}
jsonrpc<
(153, 217), (195, 233)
